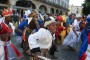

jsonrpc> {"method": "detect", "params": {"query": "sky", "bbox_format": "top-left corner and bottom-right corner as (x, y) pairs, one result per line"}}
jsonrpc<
(69, 0), (85, 6)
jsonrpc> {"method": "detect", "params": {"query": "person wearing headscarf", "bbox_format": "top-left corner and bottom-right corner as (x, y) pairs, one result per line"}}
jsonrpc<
(0, 8), (21, 60)
(55, 15), (63, 44)
(28, 18), (57, 60)
(79, 14), (90, 60)
(15, 10), (31, 36)
(62, 14), (82, 51)
(60, 15), (67, 42)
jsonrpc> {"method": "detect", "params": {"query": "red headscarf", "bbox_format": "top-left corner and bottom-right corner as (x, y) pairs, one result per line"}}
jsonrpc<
(56, 16), (63, 22)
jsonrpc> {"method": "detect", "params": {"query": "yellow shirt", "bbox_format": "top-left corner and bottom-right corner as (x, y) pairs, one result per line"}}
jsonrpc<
(62, 15), (66, 22)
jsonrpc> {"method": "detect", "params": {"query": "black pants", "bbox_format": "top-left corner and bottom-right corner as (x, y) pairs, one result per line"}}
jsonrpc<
(30, 47), (41, 53)
(49, 43), (57, 55)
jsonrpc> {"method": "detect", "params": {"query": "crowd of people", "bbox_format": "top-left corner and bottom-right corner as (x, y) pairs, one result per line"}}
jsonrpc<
(0, 7), (90, 60)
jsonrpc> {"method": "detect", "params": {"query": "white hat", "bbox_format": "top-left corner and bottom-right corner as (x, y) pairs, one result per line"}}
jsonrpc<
(25, 10), (31, 17)
(49, 16), (55, 21)
(76, 14), (82, 18)
(44, 18), (56, 27)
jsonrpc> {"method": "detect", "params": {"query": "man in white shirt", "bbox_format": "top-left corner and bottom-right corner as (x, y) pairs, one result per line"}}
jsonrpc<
(28, 18), (57, 60)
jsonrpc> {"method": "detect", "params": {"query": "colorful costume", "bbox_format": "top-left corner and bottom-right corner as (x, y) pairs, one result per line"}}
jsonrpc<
(28, 18), (56, 53)
(80, 17), (90, 60)
(0, 8), (21, 60)
(0, 22), (21, 60)
(63, 19), (81, 48)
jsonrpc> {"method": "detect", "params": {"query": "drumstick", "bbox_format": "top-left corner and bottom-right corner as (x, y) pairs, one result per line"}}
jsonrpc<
(38, 55), (51, 60)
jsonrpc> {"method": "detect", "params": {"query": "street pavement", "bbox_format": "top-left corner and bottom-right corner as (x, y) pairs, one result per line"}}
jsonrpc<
(54, 42), (81, 60)
(11, 36), (81, 60)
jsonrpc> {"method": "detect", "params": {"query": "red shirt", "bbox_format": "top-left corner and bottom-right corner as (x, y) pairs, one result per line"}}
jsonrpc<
(0, 22), (12, 35)
(55, 26), (63, 38)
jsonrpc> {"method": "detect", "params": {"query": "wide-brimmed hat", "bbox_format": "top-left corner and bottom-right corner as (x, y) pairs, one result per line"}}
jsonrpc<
(44, 18), (56, 27)
(24, 10), (31, 18)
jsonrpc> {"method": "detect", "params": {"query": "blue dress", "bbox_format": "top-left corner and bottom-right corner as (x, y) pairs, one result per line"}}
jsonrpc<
(16, 20), (28, 36)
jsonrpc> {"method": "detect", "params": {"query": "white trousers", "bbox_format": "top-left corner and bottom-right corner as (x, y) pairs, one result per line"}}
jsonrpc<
(62, 29), (81, 48)
(0, 40), (5, 60)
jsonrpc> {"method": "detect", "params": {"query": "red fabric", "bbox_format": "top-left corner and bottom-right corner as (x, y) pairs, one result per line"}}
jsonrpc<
(2, 8), (12, 16)
(22, 29), (26, 41)
(80, 53), (87, 60)
(88, 33), (90, 44)
(10, 43), (21, 57)
(0, 22), (12, 34)
(56, 16), (63, 22)
(55, 26), (63, 38)
(4, 46), (8, 60)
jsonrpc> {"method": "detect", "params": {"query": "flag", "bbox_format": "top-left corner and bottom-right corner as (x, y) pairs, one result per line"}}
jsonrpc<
(79, 29), (88, 60)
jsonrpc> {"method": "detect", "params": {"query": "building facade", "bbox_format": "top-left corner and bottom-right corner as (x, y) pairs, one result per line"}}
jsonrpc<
(69, 5), (83, 15)
(2, 0), (69, 15)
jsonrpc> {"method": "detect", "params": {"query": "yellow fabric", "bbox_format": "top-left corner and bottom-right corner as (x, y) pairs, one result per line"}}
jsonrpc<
(67, 27), (70, 34)
(60, 30), (66, 41)
(61, 22), (63, 26)
(62, 15), (66, 22)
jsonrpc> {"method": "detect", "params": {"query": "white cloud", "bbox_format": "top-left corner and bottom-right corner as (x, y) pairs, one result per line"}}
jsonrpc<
(69, 0), (84, 6)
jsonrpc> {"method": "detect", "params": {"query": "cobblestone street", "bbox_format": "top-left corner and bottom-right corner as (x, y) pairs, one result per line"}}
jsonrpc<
(11, 36), (81, 60)
(55, 43), (81, 60)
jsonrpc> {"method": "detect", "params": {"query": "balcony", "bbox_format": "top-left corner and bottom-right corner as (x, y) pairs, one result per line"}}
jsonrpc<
(36, 0), (69, 11)
(37, 0), (60, 7)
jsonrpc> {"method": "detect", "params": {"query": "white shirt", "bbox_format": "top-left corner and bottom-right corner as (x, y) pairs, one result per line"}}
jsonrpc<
(73, 19), (81, 31)
(0, 17), (5, 24)
(28, 28), (53, 50)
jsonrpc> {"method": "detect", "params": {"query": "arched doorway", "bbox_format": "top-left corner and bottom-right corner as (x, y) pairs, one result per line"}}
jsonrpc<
(56, 9), (59, 14)
(16, 1), (36, 9)
(50, 8), (54, 14)
(60, 11), (63, 15)
(39, 5), (47, 15)
(16, 1), (36, 18)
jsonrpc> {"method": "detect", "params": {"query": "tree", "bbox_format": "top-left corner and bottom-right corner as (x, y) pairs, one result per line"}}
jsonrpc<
(82, 0), (90, 15)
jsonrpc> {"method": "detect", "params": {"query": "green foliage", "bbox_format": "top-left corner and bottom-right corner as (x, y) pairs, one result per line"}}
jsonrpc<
(82, 0), (90, 15)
